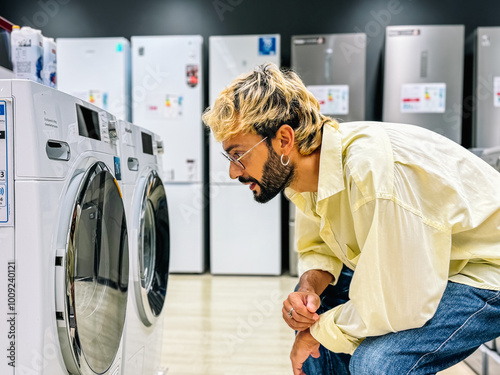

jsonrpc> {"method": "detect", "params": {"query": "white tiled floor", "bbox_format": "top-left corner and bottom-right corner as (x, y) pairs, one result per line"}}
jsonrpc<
(160, 274), (476, 375)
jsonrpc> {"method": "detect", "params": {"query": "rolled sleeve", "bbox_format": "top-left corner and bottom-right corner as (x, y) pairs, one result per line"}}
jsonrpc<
(310, 197), (452, 354)
(295, 208), (343, 284)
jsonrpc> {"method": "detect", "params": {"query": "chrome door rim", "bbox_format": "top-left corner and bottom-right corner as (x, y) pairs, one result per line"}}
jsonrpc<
(134, 169), (169, 326)
(55, 161), (129, 375)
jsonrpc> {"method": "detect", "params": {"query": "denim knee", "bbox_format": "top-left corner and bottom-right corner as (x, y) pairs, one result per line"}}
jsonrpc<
(349, 342), (394, 375)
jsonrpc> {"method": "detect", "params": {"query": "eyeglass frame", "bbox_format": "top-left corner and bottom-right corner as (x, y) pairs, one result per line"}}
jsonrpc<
(221, 136), (268, 170)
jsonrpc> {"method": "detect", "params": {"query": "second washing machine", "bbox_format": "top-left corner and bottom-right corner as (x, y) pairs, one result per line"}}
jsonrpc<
(118, 119), (170, 375)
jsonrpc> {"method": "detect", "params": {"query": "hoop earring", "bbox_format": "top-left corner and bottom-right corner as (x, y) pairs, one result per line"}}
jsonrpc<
(281, 154), (290, 166)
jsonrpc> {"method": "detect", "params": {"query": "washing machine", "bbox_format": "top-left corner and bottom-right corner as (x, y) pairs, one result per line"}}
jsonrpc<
(0, 79), (129, 374)
(118, 119), (170, 375)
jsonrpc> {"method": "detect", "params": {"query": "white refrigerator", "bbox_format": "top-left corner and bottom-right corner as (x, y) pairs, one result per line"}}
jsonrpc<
(57, 37), (131, 121)
(209, 34), (282, 275)
(132, 35), (205, 273)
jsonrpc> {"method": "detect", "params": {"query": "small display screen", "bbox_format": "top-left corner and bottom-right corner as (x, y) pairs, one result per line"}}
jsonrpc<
(141, 132), (153, 155)
(76, 104), (101, 141)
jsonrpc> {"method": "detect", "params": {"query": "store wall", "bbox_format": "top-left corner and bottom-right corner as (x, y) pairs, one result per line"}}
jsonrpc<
(2, 0), (500, 123)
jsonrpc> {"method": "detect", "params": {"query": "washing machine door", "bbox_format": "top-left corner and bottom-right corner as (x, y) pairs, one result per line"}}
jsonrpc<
(134, 169), (170, 326)
(56, 161), (129, 375)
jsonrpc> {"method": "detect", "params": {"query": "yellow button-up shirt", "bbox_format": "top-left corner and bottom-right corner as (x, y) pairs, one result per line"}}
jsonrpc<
(285, 121), (500, 355)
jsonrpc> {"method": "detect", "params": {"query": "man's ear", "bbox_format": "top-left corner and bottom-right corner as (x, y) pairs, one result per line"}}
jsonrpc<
(276, 124), (295, 155)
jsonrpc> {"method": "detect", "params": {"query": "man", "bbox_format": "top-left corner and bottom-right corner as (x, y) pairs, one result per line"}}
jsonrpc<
(202, 63), (500, 375)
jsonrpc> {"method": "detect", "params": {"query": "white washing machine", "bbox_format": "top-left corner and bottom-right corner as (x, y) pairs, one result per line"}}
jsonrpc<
(0, 79), (129, 374)
(118, 120), (170, 375)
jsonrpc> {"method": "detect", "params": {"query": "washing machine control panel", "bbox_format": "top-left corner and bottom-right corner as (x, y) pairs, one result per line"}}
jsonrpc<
(0, 100), (10, 225)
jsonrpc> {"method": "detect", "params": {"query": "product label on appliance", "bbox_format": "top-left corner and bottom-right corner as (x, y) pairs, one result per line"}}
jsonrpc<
(69, 89), (108, 111)
(494, 77), (500, 108)
(259, 37), (277, 55)
(293, 37), (326, 45)
(0, 101), (9, 224)
(145, 93), (184, 120)
(307, 85), (349, 115)
(89, 90), (108, 111)
(388, 29), (421, 37)
(400, 83), (446, 113)
(164, 94), (183, 119)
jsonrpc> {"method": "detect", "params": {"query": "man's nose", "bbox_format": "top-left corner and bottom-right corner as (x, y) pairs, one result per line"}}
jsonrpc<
(229, 162), (243, 180)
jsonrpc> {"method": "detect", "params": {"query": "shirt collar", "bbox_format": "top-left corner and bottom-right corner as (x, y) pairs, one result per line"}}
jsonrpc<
(317, 123), (345, 202)
(285, 123), (345, 207)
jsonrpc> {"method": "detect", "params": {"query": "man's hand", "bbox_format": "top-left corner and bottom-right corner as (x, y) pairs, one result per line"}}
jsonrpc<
(282, 291), (321, 331)
(290, 329), (320, 375)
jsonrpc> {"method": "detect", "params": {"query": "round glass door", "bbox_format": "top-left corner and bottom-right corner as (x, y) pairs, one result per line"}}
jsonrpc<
(136, 170), (169, 325)
(61, 161), (129, 374)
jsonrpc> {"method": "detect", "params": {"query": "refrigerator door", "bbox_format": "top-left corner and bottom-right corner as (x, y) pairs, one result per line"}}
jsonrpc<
(210, 184), (281, 275)
(474, 27), (500, 148)
(209, 34), (280, 184)
(165, 183), (204, 273)
(291, 33), (366, 122)
(57, 37), (131, 121)
(383, 25), (464, 144)
(132, 35), (203, 183)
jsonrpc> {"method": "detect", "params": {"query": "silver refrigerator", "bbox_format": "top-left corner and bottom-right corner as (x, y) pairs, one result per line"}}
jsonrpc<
(472, 27), (500, 148)
(291, 33), (367, 122)
(383, 25), (465, 144)
(468, 28), (500, 173)
(290, 33), (367, 276)
(464, 27), (500, 375)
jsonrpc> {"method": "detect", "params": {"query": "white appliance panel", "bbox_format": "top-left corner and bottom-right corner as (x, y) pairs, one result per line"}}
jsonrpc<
(210, 184), (281, 275)
(209, 34), (280, 184)
(0, 79), (126, 374)
(57, 37), (131, 121)
(119, 121), (168, 375)
(132, 35), (203, 183)
(166, 183), (204, 273)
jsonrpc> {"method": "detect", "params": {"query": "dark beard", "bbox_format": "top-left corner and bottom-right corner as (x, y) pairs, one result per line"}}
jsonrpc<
(239, 147), (294, 204)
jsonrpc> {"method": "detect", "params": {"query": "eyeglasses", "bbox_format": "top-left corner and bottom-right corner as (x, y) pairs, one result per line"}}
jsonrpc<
(221, 136), (268, 170)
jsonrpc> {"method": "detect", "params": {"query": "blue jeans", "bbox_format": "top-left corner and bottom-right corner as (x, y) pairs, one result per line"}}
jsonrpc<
(299, 267), (500, 375)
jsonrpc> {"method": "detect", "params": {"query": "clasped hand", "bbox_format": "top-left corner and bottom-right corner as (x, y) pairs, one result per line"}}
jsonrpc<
(283, 291), (322, 374)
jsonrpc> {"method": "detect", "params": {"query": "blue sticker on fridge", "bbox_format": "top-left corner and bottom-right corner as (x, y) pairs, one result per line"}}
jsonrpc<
(259, 37), (276, 56)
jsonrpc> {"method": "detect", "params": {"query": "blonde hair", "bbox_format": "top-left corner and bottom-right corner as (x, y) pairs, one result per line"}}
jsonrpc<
(202, 63), (338, 155)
